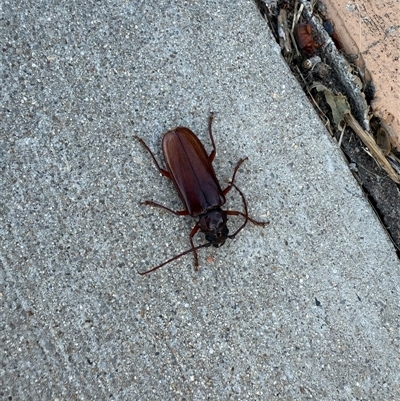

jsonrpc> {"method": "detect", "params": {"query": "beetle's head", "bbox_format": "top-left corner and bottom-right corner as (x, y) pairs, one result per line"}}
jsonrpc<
(199, 209), (229, 247)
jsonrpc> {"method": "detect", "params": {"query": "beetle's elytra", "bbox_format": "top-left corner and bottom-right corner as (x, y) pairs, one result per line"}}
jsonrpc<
(135, 112), (268, 274)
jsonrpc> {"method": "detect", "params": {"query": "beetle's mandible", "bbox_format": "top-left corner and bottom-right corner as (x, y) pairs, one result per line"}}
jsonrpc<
(135, 112), (268, 275)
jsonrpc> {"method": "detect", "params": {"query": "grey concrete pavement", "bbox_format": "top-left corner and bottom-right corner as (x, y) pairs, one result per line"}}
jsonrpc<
(1, 0), (400, 399)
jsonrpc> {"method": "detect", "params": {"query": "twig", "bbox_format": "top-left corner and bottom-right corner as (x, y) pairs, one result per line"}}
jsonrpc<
(278, 8), (292, 58)
(344, 113), (400, 183)
(338, 124), (346, 148)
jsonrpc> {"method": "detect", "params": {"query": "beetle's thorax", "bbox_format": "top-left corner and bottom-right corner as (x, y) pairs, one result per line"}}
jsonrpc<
(199, 208), (229, 247)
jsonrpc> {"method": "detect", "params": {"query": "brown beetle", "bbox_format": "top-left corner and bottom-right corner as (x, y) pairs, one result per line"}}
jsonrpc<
(294, 22), (320, 55)
(135, 113), (268, 275)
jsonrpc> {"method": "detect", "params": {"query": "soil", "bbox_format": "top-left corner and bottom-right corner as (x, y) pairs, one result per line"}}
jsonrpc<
(255, 0), (400, 257)
(340, 127), (400, 253)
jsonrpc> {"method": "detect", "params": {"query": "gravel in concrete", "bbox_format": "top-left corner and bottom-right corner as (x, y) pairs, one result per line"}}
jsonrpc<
(1, 0), (400, 399)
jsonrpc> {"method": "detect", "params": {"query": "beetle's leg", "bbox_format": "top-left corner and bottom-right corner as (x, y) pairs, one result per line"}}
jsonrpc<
(226, 182), (249, 238)
(227, 183), (269, 239)
(189, 223), (201, 269)
(207, 112), (217, 163)
(141, 201), (189, 216)
(226, 210), (268, 226)
(223, 159), (268, 229)
(135, 135), (171, 178)
(136, 136), (189, 215)
(222, 157), (248, 196)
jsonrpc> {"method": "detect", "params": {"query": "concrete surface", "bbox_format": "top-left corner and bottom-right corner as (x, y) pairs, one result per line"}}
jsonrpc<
(1, 0), (399, 400)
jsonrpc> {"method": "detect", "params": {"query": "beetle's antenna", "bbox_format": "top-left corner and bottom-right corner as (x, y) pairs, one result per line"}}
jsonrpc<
(138, 242), (211, 275)
(228, 182), (249, 238)
(226, 182), (268, 239)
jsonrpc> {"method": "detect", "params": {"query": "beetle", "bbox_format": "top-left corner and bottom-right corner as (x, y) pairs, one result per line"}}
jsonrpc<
(135, 112), (268, 275)
(294, 22), (320, 55)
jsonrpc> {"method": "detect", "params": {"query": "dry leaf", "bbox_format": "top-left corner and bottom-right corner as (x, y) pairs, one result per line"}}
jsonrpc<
(310, 82), (400, 183)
